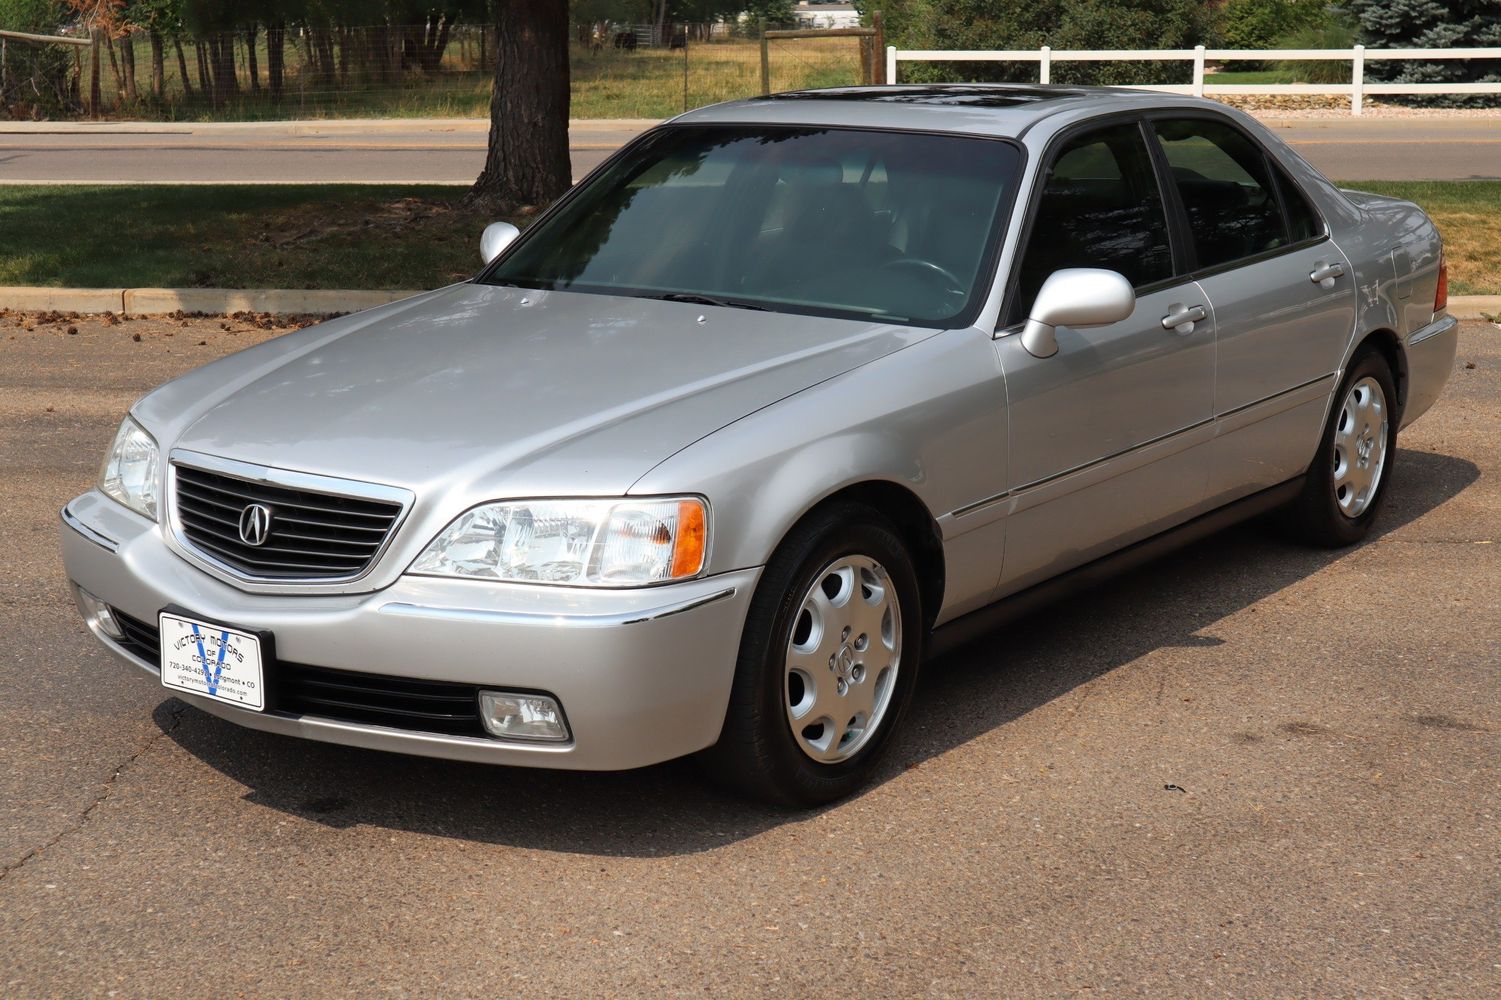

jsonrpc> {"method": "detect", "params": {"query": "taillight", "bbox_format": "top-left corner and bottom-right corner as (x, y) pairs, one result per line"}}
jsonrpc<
(1435, 251), (1448, 314)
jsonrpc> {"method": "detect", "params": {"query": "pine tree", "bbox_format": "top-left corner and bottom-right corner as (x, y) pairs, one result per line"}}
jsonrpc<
(1347, 0), (1501, 106)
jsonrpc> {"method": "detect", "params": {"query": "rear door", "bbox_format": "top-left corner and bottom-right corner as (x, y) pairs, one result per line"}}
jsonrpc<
(993, 120), (1215, 595)
(1148, 115), (1357, 498)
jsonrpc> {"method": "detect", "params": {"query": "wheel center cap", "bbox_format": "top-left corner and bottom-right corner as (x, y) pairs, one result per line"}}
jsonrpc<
(834, 645), (855, 680)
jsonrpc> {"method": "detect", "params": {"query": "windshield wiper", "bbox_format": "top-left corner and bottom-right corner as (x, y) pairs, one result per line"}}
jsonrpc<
(646, 292), (771, 312)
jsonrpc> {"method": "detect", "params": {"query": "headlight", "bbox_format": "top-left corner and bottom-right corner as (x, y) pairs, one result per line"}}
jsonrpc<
(99, 416), (160, 520)
(410, 497), (708, 587)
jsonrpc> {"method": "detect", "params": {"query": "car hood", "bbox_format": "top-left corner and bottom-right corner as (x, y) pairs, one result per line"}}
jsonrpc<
(153, 283), (931, 499)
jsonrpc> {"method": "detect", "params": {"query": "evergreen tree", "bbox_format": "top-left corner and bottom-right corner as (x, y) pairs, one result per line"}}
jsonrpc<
(1348, 0), (1501, 105)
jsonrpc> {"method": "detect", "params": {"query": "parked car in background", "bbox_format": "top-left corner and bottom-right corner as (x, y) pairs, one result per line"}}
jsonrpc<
(62, 86), (1456, 806)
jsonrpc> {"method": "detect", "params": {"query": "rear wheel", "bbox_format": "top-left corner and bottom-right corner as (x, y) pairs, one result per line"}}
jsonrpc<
(1285, 350), (1398, 547)
(703, 503), (923, 807)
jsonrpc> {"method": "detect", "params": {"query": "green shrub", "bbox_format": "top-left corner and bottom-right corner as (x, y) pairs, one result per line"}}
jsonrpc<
(1272, 20), (1358, 84)
(1218, 0), (1331, 49)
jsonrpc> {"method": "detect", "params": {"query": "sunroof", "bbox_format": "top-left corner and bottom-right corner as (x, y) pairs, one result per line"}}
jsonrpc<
(767, 85), (1092, 108)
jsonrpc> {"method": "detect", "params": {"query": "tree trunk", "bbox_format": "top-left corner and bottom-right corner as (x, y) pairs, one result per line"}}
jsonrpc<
(89, 30), (101, 116)
(148, 30), (165, 98)
(469, 1), (572, 213)
(106, 33), (123, 106)
(245, 26), (260, 92)
(120, 32), (137, 103)
(421, 15), (452, 74)
(194, 39), (212, 103)
(174, 36), (193, 98)
(211, 34), (239, 98)
(267, 23), (285, 100)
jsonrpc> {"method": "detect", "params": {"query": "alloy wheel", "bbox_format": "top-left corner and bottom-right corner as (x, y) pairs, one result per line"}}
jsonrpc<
(783, 554), (902, 763)
(1332, 375), (1389, 518)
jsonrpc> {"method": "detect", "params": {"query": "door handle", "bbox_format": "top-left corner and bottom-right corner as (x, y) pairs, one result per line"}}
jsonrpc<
(1309, 261), (1346, 288)
(1161, 304), (1207, 333)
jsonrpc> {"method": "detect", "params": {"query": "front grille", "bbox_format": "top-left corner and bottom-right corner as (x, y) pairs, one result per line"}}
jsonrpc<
(172, 464), (403, 581)
(109, 609), (486, 737)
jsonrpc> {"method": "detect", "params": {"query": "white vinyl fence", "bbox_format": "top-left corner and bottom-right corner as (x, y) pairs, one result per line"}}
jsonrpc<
(885, 46), (1501, 115)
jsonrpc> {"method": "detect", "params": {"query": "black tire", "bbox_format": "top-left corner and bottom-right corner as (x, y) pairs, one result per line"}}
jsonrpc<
(1285, 349), (1399, 547)
(701, 502), (924, 807)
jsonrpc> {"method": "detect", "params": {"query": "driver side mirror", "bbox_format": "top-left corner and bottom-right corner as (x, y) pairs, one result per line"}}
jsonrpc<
(1019, 268), (1136, 359)
(480, 221), (521, 265)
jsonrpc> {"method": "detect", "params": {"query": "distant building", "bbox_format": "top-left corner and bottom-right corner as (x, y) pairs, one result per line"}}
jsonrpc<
(793, 2), (862, 30)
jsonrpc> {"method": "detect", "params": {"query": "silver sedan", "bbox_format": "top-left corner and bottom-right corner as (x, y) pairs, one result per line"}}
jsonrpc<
(61, 85), (1457, 805)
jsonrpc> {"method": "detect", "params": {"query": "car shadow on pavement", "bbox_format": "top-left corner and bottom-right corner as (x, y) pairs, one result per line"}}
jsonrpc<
(155, 449), (1479, 855)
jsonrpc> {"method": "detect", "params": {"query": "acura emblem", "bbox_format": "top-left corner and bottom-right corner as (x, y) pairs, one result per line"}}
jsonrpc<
(238, 503), (273, 547)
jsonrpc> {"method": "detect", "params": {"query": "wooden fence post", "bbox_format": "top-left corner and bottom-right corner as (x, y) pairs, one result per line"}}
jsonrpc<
(88, 27), (101, 117)
(872, 11), (885, 85)
(1351, 44), (1365, 116)
(759, 18), (769, 95)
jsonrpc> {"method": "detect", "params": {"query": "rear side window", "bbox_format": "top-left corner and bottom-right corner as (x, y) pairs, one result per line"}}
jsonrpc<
(1152, 118), (1287, 269)
(1014, 123), (1174, 318)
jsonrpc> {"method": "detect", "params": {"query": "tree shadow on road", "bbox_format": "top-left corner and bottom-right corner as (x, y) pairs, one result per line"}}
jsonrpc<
(155, 449), (1480, 856)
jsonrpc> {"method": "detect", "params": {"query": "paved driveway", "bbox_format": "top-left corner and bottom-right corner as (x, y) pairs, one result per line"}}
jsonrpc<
(1, 314), (1497, 997)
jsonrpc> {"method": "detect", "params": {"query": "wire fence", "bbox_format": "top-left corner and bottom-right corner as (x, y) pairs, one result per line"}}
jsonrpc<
(0, 21), (876, 122)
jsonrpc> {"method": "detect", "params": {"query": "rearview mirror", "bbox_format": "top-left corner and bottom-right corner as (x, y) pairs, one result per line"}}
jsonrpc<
(480, 221), (521, 265)
(1019, 268), (1135, 359)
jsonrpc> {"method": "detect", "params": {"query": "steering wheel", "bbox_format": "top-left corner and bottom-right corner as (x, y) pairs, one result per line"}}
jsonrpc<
(878, 256), (966, 301)
(880, 256), (963, 289)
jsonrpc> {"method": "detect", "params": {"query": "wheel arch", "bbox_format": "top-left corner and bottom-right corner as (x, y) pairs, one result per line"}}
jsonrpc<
(1349, 326), (1408, 420)
(786, 480), (947, 633)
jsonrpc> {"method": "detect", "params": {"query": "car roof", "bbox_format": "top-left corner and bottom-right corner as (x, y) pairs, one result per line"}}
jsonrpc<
(673, 84), (1219, 139)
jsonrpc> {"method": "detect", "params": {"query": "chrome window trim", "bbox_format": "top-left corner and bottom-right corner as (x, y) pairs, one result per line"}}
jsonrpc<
(164, 449), (415, 594)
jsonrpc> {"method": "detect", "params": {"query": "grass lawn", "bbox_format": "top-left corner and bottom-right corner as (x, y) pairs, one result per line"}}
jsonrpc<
(1342, 181), (1501, 296)
(0, 180), (1494, 295)
(86, 39), (864, 122)
(0, 185), (486, 290)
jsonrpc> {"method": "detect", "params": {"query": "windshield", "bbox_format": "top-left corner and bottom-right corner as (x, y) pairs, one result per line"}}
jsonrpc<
(481, 125), (1021, 327)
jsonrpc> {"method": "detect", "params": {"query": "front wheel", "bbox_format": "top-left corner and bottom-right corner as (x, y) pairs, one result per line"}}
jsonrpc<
(702, 503), (924, 807)
(1285, 350), (1398, 547)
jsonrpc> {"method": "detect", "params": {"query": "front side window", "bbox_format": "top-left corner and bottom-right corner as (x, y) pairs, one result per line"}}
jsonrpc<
(1014, 122), (1174, 319)
(1152, 118), (1289, 269)
(483, 125), (1021, 328)
(1275, 167), (1323, 243)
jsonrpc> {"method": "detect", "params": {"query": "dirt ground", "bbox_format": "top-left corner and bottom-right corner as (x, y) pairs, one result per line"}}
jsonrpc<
(2, 313), (1497, 998)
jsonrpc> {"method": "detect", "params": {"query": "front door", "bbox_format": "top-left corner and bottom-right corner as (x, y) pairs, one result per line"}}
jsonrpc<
(995, 120), (1216, 594)
(1149, 115), (1357, 498)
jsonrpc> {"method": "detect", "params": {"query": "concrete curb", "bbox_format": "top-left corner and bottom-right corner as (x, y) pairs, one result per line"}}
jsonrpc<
(0, 287), (421, 315)
(1447, 295), (1501, 320)
(1, 286), (1496, 320)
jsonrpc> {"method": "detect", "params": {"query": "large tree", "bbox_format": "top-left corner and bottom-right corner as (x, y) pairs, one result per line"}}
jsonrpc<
(468, 1), (572, 214)
(1348, 0), (1501, 105)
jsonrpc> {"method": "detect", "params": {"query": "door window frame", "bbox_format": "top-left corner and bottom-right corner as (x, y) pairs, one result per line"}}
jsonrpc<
(999, 113), (1193, 330)
(1142, 109), (1331, 281)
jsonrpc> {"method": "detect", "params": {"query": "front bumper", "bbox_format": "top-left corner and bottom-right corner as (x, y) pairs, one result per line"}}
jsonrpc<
(61, 489), (760, 770)
(1400, 312), (1460, 430)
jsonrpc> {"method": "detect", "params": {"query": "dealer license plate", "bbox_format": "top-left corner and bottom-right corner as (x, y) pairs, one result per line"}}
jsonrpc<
(158, 611), (266, 711)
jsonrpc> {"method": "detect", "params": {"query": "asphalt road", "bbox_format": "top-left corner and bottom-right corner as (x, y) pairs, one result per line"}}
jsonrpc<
(2, 116), (1499, 184)
(2, 314), (1498, 997)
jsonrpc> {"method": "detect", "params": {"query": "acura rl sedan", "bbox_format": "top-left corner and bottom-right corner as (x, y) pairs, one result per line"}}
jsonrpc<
(62, 85), (1457, 805)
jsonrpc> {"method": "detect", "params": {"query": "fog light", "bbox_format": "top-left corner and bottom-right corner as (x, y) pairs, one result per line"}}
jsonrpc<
(75, 586), (124, 640)
(479, 691), (570, 742)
